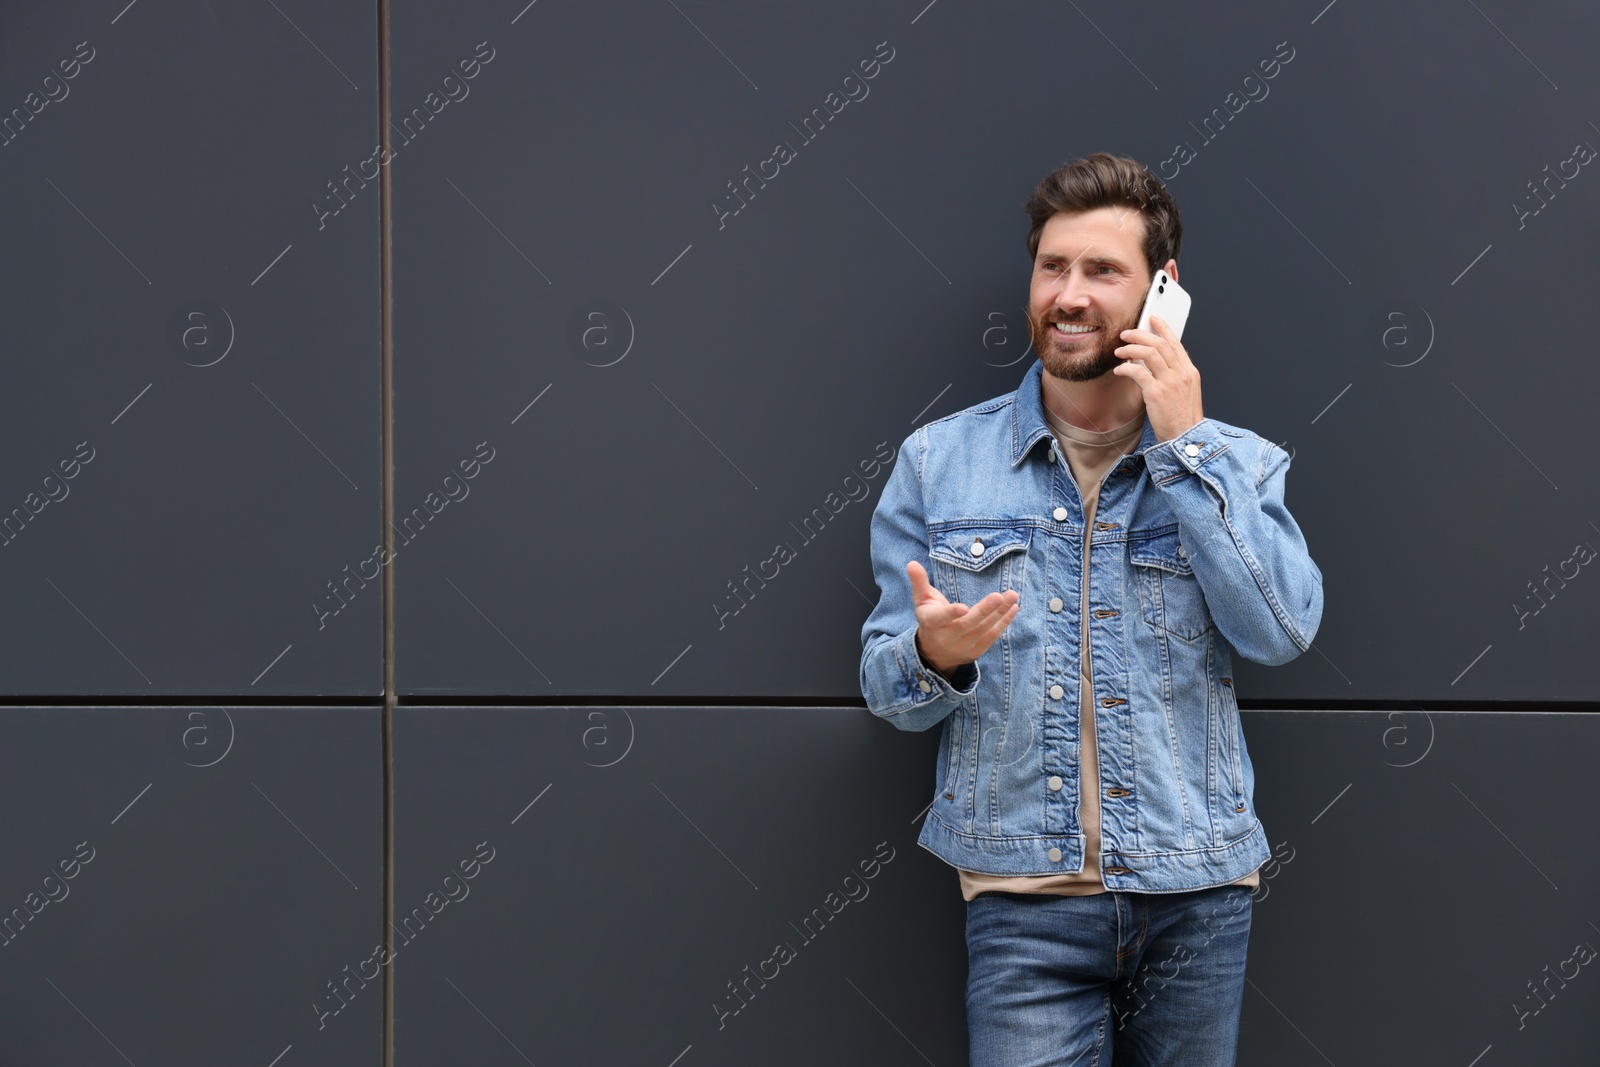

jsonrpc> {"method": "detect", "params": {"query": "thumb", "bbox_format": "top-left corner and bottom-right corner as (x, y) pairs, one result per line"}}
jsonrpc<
(906, 560), (945, 606)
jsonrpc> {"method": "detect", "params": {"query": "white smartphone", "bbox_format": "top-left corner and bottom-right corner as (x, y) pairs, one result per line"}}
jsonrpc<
(1136, 269), (1191, 340)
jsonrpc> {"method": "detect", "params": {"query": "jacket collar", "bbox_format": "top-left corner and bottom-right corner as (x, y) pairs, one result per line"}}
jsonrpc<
(1010, 358), (1158, 468)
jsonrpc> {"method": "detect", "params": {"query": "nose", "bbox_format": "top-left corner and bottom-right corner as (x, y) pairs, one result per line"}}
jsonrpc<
(1053, 269), (1093, 313)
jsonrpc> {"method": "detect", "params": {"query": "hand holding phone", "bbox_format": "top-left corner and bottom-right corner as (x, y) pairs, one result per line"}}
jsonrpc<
(1136, 269), (1191, 341)
(1119, 268), (1204, 443)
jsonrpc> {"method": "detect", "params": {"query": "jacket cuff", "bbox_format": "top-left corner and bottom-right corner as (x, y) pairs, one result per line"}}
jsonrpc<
(1142, 418), (1226, 484)
(899, 626), (980, 701)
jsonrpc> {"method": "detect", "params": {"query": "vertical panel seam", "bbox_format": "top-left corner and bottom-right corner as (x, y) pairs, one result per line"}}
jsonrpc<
(377, 0), (395, 1062)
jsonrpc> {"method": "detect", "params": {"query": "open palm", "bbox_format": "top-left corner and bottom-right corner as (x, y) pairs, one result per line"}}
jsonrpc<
(906, 560), (1020, 676)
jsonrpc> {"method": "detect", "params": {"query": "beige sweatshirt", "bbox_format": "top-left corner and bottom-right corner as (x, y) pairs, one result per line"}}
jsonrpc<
(958, 396), (1261, 900)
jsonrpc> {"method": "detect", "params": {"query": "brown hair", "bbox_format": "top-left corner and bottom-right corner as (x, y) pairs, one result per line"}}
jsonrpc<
(1023, 153), (1182, 277)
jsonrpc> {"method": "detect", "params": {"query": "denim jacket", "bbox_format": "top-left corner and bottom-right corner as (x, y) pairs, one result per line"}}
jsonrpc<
(860, 358), (1323, 893)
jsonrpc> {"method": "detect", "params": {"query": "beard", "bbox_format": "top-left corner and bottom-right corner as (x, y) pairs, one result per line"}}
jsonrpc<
(1028, 304), (1140, 383)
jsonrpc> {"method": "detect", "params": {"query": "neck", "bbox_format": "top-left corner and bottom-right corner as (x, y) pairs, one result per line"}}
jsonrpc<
(1040, 370), (1145, 432)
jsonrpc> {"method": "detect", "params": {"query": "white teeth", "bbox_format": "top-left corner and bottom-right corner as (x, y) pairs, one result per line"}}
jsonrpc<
(1053, 323), (1096, 334)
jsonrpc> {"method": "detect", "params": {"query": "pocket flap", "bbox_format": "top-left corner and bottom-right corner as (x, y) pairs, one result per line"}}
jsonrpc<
(1128, 527), (1194, 576)
(929, 524), (1031, 572)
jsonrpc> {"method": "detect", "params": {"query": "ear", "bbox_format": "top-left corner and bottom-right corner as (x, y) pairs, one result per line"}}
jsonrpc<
(1161, 258), (1178, 284)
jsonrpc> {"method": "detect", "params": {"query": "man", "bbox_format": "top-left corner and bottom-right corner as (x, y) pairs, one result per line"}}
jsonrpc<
(859, 152), (1323, 1067)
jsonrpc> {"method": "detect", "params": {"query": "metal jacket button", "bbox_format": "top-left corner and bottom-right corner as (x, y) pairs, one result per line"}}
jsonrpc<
(970, 539), (985, 557)
(1185, 443), (1201, 457)
(1177, 544), (1186, 557)
(1049, 684), (1064, 699)
(1053, 506), (1068, 521)
(1048, 847), (1063, 862)
(1049, 597), (1064, 612)
(918, 678), (932, 693)
(1048, 776), (1063, 791)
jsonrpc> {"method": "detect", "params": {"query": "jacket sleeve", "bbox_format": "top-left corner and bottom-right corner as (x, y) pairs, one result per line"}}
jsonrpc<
(1141, 419), (1323, 666)
(859, 429), (980, 732)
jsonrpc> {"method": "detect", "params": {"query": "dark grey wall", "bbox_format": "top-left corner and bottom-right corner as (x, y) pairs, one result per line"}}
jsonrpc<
(0, 707), (382, 1065)
(2, 0), (1596, 1063)
(1, 1), (382, 696)
(387, 707), (1600, 1066)
(388, 0), (1600, 703)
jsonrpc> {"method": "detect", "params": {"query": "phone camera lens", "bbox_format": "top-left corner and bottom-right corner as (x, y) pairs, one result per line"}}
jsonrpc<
(1158, 285), (1165, 293)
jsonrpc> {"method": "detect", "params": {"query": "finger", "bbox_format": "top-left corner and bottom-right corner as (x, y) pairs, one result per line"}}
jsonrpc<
(1111, 359), (1152, 384)
(972, 588), (1019, 614)
(906, 560), (950, 606)
(961, 590), (1017, 634)
(937, 594), (1015, 661)
(906, 560), (928, 598)
(1143, 315), (1194, 369)
(1116, 336), (1170, 371)
(1124, 318), (1174, 347)
(1145, 313), (1178, 349)
(972, 599), (1021, 649)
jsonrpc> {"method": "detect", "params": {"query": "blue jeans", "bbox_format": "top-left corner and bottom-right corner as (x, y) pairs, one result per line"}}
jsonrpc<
(965, 884), (1253, 1067)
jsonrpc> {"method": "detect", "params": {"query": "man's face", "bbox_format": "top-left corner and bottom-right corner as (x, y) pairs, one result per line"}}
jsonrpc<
(1027, 207), (1152, 383)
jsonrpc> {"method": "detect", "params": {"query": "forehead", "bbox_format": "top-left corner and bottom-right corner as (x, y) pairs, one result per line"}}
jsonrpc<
(1035, 207), (1146, 265)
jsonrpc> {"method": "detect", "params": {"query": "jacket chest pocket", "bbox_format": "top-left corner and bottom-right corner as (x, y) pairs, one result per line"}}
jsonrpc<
(928, 523), (1032, 608)
(1129, 528), (1213, 642)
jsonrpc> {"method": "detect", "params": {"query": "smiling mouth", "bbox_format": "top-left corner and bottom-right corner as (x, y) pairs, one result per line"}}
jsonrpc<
(1052, 322), (1098, 338)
